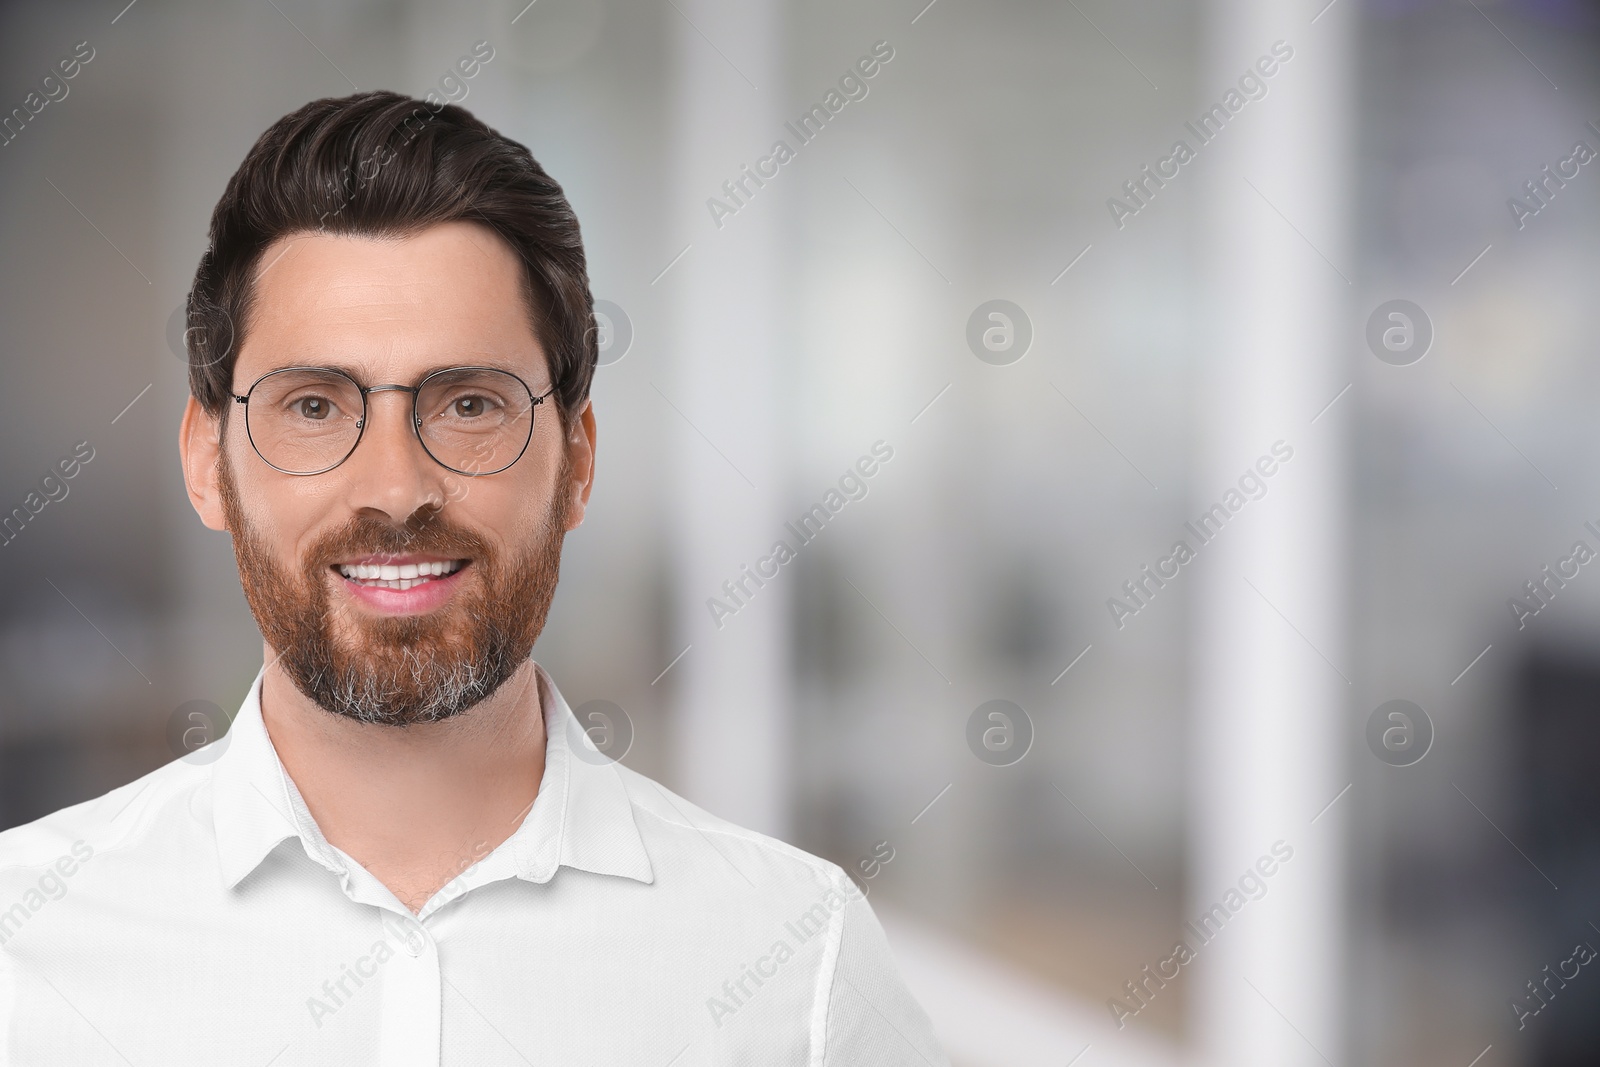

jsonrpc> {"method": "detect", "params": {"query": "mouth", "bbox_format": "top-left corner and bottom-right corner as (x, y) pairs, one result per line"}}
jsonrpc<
(328, 555), (473, 614)
(332, 557), (469, 590)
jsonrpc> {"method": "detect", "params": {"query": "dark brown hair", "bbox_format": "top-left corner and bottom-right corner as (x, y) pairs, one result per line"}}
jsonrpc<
(185, 90), (596, 431)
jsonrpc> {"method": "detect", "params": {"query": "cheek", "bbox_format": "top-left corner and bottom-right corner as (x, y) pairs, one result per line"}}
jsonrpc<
(514, 434), (576, 519)
(234, 471), (340, 572)
(446, 480), (544, 556)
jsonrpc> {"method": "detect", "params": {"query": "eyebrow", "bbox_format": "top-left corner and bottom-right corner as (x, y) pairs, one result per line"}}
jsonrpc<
(287, 360), (539, 385)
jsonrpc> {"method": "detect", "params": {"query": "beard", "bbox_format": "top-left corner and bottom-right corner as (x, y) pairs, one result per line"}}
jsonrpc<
(217, 445), (572, 727)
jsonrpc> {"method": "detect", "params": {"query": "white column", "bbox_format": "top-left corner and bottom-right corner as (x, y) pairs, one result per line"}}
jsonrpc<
(665, 0), (790, 838)
(1189, 3), (1352, 1065)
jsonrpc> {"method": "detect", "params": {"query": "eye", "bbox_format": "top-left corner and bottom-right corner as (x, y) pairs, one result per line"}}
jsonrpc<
(444, 391), (508, 419)
(294, 394), (337, 421)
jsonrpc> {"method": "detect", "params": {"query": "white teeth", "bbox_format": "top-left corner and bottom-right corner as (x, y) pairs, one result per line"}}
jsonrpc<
(337, 559), (464, 585)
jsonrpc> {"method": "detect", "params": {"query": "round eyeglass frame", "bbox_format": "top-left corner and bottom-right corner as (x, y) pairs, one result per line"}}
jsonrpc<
(230, 365), (555, 478)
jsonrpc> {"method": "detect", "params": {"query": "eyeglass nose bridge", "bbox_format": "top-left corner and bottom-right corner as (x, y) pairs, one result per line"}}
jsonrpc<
(359, 382), (425, 431)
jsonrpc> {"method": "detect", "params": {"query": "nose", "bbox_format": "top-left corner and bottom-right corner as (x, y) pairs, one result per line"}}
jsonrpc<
(339, 388), (451, 524)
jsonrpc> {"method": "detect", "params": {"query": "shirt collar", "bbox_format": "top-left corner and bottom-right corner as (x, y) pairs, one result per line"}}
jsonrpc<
(211, 659), (653, 892)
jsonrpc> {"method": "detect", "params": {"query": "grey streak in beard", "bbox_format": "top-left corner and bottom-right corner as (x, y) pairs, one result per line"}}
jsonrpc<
(308, 640), (505, 726)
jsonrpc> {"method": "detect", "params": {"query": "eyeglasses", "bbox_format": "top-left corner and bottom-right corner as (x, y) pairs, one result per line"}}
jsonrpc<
(231, 366), (553, 477)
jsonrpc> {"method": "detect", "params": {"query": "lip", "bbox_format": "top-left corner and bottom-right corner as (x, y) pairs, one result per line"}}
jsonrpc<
(330, 559), (472, 615)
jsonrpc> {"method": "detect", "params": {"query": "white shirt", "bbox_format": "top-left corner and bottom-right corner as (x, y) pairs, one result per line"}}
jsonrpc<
(0, 661), (947, 1066)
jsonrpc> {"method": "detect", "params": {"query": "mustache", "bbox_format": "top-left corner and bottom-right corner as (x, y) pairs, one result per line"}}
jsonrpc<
(307, 509), (493, 570)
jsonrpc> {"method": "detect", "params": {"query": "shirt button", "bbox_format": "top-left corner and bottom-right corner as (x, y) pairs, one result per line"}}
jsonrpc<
(404, 922), (428, 957)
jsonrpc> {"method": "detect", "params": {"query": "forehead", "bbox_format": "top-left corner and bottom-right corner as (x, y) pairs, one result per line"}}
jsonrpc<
(234, 220), (544, 386)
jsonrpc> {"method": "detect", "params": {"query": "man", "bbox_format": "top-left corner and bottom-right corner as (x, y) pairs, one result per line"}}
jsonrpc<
(0, 91), (946, 1065)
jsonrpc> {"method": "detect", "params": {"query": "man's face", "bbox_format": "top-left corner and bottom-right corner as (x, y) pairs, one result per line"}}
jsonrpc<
(196, 221), (589, 726)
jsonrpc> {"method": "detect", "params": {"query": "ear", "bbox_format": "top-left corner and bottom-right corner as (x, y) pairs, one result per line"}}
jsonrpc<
(562, 399), (596, 531)
(179, 395), (228, 532)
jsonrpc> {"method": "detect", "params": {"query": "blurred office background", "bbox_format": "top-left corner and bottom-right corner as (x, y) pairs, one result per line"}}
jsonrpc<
(3, 0), (1600, 1063)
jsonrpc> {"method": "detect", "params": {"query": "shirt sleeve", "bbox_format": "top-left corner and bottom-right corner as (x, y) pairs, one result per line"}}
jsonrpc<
(817, 888), (950, 1066)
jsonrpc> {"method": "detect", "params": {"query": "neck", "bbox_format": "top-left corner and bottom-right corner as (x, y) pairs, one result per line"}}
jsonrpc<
(257, 644), (548, 914)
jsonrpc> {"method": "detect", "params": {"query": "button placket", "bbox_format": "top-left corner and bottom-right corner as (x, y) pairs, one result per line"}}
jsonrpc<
(377, 911), (441, 1066)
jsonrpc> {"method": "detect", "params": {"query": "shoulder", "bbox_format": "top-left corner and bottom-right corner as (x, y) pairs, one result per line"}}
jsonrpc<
(612, 761), (854, 897)
(0, 755), (208, 882)
(605, 767), (948, 1063)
